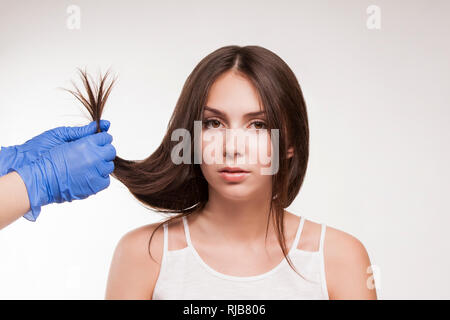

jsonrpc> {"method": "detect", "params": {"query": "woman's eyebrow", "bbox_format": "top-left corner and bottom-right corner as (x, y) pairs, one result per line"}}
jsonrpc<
(204, 106), (266, 117)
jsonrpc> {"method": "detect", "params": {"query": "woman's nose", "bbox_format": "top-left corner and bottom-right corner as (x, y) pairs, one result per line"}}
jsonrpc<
(223, 128), (245, 161)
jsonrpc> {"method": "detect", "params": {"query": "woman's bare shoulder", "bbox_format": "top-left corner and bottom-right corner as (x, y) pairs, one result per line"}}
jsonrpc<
(322, 224), (378, 299)
(117, 222), (166, 261)
(105, 221), (167, 299)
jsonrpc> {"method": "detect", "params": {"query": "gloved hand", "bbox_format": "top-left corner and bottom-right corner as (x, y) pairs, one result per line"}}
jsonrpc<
(0, 120), (110, 177)
(6, 130), (116, 221)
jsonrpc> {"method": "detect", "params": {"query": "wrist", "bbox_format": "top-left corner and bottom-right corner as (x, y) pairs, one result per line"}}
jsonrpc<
(7, 157), (54, 221)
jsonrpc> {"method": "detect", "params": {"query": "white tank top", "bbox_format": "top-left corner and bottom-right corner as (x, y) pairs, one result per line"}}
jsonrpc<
(152, 215), (329, 300)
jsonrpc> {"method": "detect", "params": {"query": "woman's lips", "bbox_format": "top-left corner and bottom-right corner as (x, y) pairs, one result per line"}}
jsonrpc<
(218, 171), (250, 182)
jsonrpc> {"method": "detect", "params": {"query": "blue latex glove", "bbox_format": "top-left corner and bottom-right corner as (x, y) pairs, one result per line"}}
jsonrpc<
(6, 130), (116, 222)
(0, 120), (111, 177)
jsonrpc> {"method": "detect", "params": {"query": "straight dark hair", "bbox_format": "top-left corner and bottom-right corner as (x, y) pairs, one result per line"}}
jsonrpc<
(65, 45), (310, 280)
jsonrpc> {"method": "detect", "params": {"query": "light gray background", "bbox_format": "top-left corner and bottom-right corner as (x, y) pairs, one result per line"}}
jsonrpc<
(0, 0), (449, 299)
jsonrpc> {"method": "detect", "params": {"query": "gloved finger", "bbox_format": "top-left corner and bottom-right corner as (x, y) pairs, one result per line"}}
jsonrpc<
(97, 160), (115, 177)
(96, 175), (111, 192)
(99, 144), (116, 161)
(60, 120), (111, 142)
(89, 131), (113, 146)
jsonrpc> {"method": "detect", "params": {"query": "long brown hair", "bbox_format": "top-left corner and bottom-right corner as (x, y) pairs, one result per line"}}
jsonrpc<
(65, 45), (310, 279)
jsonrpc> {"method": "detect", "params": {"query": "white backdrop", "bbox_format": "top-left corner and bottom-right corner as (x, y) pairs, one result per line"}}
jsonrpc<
(1, 0), (449, 299)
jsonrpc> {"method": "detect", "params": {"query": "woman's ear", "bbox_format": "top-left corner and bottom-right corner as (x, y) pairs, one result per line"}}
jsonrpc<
(287, 146), (294, 159)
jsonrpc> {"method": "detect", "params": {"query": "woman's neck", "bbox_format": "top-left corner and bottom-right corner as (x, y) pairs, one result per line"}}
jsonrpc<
(193, 187), (282, 246)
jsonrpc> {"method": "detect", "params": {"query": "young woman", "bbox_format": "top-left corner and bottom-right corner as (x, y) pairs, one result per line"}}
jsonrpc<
(70, 45), (376, 300)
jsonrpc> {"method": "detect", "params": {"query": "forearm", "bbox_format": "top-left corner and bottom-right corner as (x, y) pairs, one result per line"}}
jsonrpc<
(0, 171), (31, 229)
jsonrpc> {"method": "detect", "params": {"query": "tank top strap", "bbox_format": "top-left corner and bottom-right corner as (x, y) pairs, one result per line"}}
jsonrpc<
(182, 215), (193, 247)
(319, 223), (327, 252)
(162, 222), (168, 254)
(291, 216), (305, 250)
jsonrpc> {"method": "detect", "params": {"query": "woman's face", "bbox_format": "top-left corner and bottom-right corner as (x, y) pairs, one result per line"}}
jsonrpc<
(199, 70), (291, 201)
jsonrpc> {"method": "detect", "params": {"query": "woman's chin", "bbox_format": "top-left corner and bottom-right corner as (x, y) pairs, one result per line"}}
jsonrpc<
(218, 187), (256, 202)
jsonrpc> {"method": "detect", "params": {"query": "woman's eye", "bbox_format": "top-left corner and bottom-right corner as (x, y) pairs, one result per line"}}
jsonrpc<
(250, 121), (267, 130)
(202, 119), (267, 130)
(203, 119), (222, 129)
